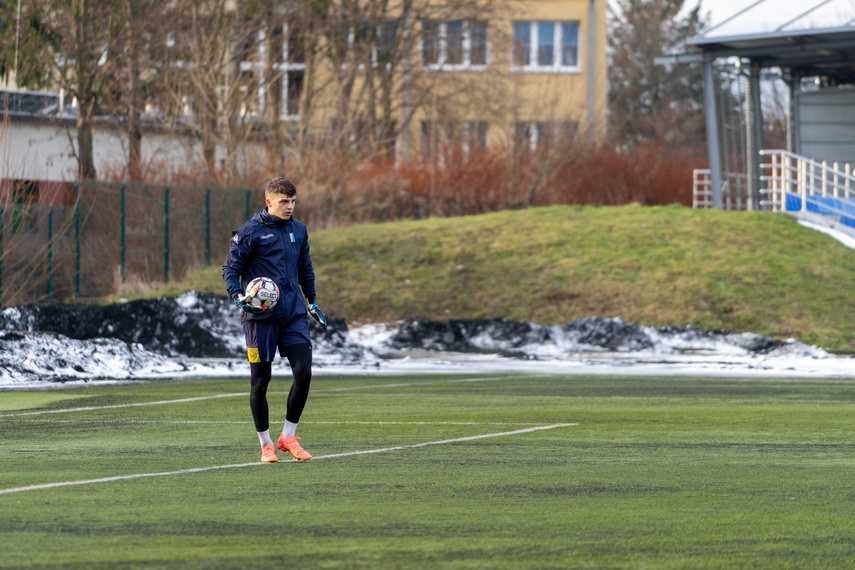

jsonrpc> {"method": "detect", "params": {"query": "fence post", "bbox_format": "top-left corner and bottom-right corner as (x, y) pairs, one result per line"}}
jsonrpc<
(848, 164), (852, 200)
(164, 187), (170, 283)
(833, 162), (839, 198)
(785, 154), (791, 196)
(205, 189), (211, 267)
(776, 153), (783, 211)
(810, 161), (815, 200)
(75, 181), (81, 299)
(767, 154), (772, 210)
(47, 207), (53, 299)
(121, 185), (126, 283)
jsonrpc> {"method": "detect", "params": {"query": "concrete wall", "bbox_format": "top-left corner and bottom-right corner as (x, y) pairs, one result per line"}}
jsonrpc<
(1, 118), (231, 182)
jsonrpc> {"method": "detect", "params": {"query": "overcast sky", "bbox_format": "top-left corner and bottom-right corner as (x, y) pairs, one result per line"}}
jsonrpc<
(689, 0), (855, 37)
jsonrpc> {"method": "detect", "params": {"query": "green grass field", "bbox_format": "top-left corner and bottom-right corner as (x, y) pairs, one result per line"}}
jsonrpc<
(141, 205), (855, 351)
(2, 372), (855, 569)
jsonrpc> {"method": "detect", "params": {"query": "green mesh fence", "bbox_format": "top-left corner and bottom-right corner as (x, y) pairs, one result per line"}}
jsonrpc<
(0, 181), (262, 306)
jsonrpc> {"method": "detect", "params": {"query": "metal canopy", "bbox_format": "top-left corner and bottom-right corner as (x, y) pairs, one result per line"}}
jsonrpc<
(686, 26), (855, 84)
(658, 24), (855, 209)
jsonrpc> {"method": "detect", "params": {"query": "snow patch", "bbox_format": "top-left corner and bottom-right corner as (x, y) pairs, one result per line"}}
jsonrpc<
(0, 294), (849, 388)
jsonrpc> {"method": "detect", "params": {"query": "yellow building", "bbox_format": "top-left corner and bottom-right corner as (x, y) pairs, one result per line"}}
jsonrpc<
(3, 0), (607, 182)
(408, 0), (607, 156)
(237, 0), (607, 159)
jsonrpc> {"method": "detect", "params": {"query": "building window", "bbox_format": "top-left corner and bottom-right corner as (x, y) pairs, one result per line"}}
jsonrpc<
(339, 19), (399, 68)
(286, 71), (303, 117)
(421, 20), (488, 70)
(515, 121), (578, 152)
(446, 20), (464, 65)
(279, 20), (306, 119)
(377, 20), (398, 64)
(287, 18), (305, 64)
(422, 20), (440, 65)
(471, 121), (488, 149)
(470, 21), (487, 65)
(235, 21), (306, 120)
(512, 21), (530, 66)
(421, 120), (488, 160)
(537, 22), (554, 66)
(560, 22), (579, 67)
(512, 21), (580, 72)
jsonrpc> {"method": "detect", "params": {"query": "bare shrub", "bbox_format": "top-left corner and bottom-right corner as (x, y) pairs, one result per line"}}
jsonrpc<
(0, 113), (79, 306)
(543, 143), (700, 207)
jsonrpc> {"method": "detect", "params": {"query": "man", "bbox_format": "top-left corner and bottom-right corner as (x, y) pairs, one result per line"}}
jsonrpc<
(222, 178), (327, 463)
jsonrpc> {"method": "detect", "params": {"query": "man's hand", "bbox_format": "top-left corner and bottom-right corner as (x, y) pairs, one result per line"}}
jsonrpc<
(235, 295), (264, 314)
(307, 297), (327, 330)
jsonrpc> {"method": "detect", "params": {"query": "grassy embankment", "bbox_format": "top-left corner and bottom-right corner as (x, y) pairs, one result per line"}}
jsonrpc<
(154, 204), (855, 351)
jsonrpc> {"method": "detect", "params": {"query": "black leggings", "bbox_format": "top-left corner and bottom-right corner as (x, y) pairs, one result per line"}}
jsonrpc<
(249, 343), (313, 432)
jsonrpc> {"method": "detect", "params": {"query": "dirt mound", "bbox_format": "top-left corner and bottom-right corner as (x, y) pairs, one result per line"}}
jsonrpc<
(390, 317), (655, 354)
(0, 293), (348, 358)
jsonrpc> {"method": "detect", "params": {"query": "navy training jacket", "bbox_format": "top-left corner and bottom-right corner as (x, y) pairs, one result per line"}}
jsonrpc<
(222, 207), (317, 324)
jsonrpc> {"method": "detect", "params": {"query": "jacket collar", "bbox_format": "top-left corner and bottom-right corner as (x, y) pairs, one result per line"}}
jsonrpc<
(258, 207), (291, 228)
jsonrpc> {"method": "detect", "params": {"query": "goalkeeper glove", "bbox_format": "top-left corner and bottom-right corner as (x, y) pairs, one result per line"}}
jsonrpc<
(307, 296), (327, 330)
(234, 295), (264, 314)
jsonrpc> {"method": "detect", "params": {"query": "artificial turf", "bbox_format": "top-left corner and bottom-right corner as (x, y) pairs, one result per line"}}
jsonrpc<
(1, 372), (854, 568)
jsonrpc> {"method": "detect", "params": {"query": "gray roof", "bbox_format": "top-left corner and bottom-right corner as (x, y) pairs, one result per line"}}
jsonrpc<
(1, 89), (75, 118)
(661, 26), (855, 84)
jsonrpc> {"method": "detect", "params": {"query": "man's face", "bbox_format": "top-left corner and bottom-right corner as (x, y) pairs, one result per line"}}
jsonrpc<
(266, 194), (296, 220)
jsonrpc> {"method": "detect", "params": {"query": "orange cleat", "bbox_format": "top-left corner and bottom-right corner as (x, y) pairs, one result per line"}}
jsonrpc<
(260, 444), (278, 463)
(278, 434), (312, 461)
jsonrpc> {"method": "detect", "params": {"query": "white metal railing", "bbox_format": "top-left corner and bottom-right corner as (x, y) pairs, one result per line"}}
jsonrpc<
(694, 151), (855, 222)
(692, 169), (712, 208)
(692, 169), (749, 210)
(759, 150), (855, 225)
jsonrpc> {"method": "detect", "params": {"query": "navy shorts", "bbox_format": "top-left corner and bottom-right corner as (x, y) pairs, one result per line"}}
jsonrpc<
(243, 315), (311, 363)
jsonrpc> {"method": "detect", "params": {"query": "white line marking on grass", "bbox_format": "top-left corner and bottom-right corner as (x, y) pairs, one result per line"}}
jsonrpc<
(17, 420), (255, 424)
(0, 393), (247, 418)
(313, 375), (543, 393)
(0, 375), (544, 418)
(16, 420), (545, 426)
(344, 420), (550, 426)
(0, 423), (577, 496)
(313, 423), (578, 460)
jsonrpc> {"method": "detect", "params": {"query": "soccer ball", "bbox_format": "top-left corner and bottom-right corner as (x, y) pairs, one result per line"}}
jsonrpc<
(245, 276), (279, 312)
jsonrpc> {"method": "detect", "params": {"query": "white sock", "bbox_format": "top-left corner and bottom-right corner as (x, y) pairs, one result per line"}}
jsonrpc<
(257, 429), (274, 448)
(283, 420), (298, 438)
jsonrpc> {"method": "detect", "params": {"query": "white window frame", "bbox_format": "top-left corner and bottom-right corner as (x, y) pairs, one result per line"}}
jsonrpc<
(238, 24), (306, 121)
(515, 121), (579, 152)
(420, 120), (488, 162)
(337, 20), (399, 70)
(276, 21), (307, 120)
(421, 20), (488, 72)
(511, 20), (581, 74)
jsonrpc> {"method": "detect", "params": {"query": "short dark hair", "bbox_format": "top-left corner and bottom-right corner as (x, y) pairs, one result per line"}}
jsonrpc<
(265, 178), (297, 197)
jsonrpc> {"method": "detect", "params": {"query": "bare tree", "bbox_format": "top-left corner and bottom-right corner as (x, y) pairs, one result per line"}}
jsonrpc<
(16, 0), (124, 179)
(608, 0), (708, 150)
(120, 0), (167, 180)
(295, 0), (495, 158)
